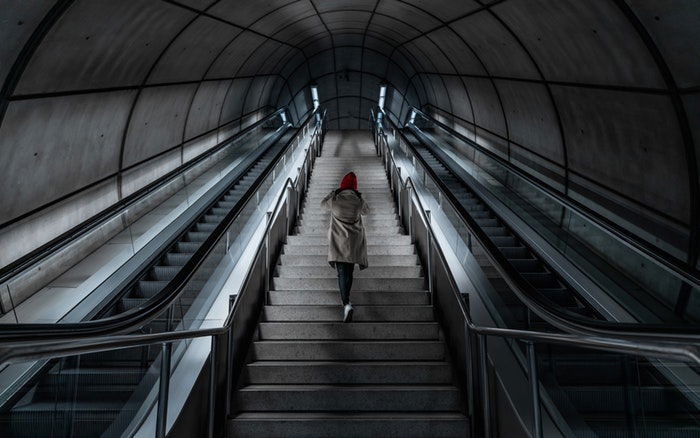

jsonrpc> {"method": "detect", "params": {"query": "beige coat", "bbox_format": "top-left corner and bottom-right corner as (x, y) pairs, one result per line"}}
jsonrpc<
(320, 189), (370, 269)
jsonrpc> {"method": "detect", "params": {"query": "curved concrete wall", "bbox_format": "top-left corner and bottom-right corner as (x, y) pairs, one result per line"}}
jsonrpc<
(1, 0), (698, 268)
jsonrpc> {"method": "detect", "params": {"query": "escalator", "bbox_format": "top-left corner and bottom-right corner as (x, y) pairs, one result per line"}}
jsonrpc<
(0, 125), (299, 437)
(392, 121), (700, 437)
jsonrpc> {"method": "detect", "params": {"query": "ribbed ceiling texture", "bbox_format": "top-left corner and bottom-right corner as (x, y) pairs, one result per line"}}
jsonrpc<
(0, 0), (698, 265)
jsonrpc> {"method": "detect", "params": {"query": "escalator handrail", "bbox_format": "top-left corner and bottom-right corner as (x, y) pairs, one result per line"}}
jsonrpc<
(376, 110), (700, 340)
(3, 112), (699, 371)
(0, 110), (320, 341)
(405, 106), (700, 291)
(0, 108), (289, 289)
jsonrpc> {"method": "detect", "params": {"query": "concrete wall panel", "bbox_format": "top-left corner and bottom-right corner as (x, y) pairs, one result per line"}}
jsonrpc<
(450, 11), (538, 79)
(16, 0), (193, 94)
(207, 31), (266, 78)
(0, 91), (135, 223)
(462, 77), (507, 137)
(553, 86), (689, 222)
(123, 84), (198, 168)
(149, 16), (240, 84)
(185, 80), (232, 140)
(0, 0), (54, 88)
(493, 0), (664, 87)
(495, 80), (564, 164)
(220, 78), (251, 125)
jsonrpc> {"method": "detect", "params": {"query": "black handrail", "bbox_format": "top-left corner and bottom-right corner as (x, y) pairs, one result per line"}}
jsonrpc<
(0, 110), (318, 341)
(406, 106), (700, 290)
(0, 108), (288, 287)
(378, 110), (700, 340)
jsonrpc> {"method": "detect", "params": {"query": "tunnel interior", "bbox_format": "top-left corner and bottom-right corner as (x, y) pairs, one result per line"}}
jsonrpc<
(0, 0), (698, 271)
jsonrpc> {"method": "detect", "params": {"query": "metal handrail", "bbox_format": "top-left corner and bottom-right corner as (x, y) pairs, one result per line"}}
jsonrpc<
(379, 108), (700, 340)
(407, 106), (700, 290)
(372, 114), (700, 350)
(0, 109), (327, 438)
(0, 109), (318, 341)
(0, 108), (289, 287)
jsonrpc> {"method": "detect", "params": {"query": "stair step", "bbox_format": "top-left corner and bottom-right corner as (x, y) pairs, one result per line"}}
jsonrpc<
(243, 361), (452, 384)
(286, 235), (411, 246)
(268, 290), (429, 305)
(283, 245), (415, 255)
(234, 385), (462, 412)
(257, 322), (439, 340)
(272, 277), (425, 291)
(275, 266), (422, 278)
(263, 305), (433, 321)
(278, 254), (418, 266)
(253, 341), (445, 360)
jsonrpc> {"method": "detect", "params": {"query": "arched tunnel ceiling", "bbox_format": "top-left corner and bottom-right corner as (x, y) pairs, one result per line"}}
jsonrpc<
(0, 0), (699, 265)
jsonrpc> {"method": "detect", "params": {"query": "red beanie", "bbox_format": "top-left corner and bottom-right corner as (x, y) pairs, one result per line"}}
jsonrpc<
(340, 172), (357, 191)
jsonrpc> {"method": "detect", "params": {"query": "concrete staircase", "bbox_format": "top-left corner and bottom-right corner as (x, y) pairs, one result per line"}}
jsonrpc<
(229, 131), (469, 437)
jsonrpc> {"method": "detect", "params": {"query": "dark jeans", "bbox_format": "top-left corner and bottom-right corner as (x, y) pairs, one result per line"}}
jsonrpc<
(335, 262), (355, 305)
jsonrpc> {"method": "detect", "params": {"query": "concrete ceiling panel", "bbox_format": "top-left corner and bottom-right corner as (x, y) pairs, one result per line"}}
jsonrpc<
(361, 49), (389, 77)
(174, 0), (219, 10)
(334, 34), (365, 47)
(302, 34), (333, 57)
(493, 0), (665, 87)
(288, 67), (311, 96)
(405, 37), (454, 73)
(361, 73), (382, 100)
(494, 80), (564, 164)
(462, 77), (507, 137)
(321, 11), (372, 30)
(206, 31), (267, 78)
(220, 78), (251, 124)
(149, 16), (240, 84)
(238, 40), (284, 75)
(363, 35), (393, 54)
(293, 90), (311, 119)
(442, 76), (474, 126)
(628, 0), (700, 88)
(375, 1), (441, 31)
(370, 15), (421, 41)
(244, 77), (269, 113)
(0, 91), (135, 223)
(273, 15), (324, 45)
(337, 71), (361, 97)
(185, 80), (232, 140)
(16, 0), (194, 94)
(251, 2), (315, 35)
(0, 0), (54, 88)
(315, 0), (376, 13)
(209, 0), (296, 28)
(426, 27), (487, 76)
(400, 0), (481, 22)
(336, 47), (363, 71)
(280, 51), (307, 78)
(449, 11), (538, 79)
(123, 84), (198, 168)
(682, 94), (700, 180)
(553, 86), (689, 222)
(309, 50), (336, 78)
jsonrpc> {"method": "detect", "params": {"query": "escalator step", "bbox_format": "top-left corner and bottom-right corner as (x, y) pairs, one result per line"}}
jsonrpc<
(210, 207), (229, 216)
(538, 288), (577, 307)
(152, 265), (180, 281)
(217, 201), (237, 209)
(118, 297), (148, 312)
(187, 231), (210, 242)
(522, 272), (560, 288)
(482, 227), (509, 237)
(164, 253), (190, 266)
(508, 259), (541, 272)
(469, 211), (492, 219)
(491, 236), (519, 247)
(475, 218), (499, 227)
(204, 214), (225, 223)
(177, 242), (201, 253)
(196, 222), (217, 232)
(136, 281), (169, 298)
(500, 247), (530, 258)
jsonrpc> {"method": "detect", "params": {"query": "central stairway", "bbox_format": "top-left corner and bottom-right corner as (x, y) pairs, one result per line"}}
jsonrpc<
(229, 131), (469, 437)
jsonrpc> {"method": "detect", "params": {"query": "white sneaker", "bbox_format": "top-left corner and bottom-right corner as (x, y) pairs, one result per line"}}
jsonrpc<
(343, 303), (354, 323)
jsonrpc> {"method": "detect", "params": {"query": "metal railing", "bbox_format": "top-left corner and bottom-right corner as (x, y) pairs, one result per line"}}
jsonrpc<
(0, 111), (315, 341)
(406, 106), (700, 291)
(371, 110), (700, 437)
(379, 107), (700, 340)
(0, 109), (327, 438)
(0, 108), (289, 293)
